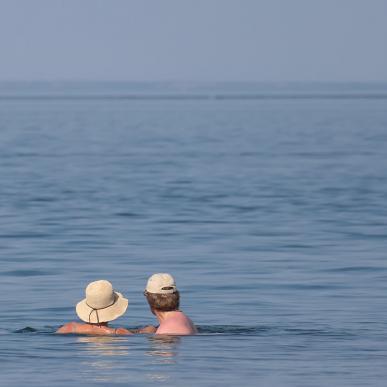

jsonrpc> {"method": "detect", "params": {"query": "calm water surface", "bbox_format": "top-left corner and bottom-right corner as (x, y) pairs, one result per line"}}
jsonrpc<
(0, 82), (387, 386)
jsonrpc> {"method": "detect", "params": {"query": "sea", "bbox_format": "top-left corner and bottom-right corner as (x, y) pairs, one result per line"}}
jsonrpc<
(0, 81), (386, 386)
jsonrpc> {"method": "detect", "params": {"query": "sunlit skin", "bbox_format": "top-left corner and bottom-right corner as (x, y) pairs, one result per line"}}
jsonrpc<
(56, 322), (132, 335)
(137, 325), (158, 334)
(139, 308), (197, 335)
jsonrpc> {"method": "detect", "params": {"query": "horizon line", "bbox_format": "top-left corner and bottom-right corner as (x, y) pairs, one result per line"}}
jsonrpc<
(1, 93), (387, 101)
(1, 79), (387, 84)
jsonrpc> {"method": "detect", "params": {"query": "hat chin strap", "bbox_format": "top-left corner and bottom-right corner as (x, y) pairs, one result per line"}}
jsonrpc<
(88, 308), (100, 325)
(85, 296), (116, 324)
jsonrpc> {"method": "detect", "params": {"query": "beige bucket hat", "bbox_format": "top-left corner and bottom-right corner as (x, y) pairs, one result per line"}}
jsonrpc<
(145, 273), (177, 294)
(76, 280), (128, 323)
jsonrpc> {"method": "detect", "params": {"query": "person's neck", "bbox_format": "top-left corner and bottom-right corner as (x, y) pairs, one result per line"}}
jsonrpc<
(88, 322), (108, 327)
(154, 309), (179, 323)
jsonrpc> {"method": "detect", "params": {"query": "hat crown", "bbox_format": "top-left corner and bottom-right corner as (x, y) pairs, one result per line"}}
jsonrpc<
(146, 273), (177, 294)
(85, 280), (115, 309)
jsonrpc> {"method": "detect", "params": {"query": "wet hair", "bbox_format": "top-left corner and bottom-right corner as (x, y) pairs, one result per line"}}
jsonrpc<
(145, 291), (180, 312)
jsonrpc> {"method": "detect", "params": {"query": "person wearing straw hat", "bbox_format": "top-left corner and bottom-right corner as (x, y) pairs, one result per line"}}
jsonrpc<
(141, 273), (197, 335)
(57, 280), (132, 335)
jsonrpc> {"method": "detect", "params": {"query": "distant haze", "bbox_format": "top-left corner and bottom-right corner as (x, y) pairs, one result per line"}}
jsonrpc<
(0, 0), (386, 82)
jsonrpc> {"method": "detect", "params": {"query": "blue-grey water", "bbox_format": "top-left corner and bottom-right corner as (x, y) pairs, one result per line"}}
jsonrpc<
(1, 82), (387, 386)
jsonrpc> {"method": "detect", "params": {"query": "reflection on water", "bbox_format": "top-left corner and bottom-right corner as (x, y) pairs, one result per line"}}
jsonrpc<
(76, 335), (181, 384)
(78, 336), (132, 383)
(77, 335), (130, 356)
(145, 336), (181, 383)
(146, 335), (181, 362)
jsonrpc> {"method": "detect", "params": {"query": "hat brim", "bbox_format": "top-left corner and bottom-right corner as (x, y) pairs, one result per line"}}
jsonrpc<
(76, 292), (128, 323)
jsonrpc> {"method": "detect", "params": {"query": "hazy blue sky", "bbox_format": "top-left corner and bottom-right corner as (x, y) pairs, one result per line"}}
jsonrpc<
(0, 0), (386, 81)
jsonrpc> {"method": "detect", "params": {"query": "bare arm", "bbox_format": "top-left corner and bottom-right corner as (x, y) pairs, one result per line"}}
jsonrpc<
(114, 327), (133, 335)
(136, 325), (157, 334)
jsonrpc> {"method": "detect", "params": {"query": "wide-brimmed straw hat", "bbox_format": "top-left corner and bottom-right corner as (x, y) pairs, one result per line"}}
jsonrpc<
(145, 273), (177, 294)
(76, 280), (128, 323)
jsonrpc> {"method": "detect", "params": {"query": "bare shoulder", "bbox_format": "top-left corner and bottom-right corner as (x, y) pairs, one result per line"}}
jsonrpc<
(56, 322), (79, 334)
(77, 325), (131, 335)
(156, 312), (197, 335)
(57, 323), (132, 335)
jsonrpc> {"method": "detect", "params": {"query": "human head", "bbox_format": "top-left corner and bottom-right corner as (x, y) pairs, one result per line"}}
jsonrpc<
(144, 273), (180, 312)
(76, 280), (128, 324)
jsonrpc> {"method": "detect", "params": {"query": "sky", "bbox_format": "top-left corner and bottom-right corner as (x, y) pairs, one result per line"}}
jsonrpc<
(0, 0), (386, 82)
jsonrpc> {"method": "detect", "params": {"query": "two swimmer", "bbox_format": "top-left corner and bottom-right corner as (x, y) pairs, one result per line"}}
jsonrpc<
(57, 273), (196, 336)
